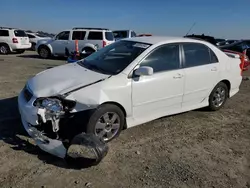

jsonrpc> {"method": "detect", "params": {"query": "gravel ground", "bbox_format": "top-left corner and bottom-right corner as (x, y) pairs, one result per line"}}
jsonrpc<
(0, 51), (250, 188)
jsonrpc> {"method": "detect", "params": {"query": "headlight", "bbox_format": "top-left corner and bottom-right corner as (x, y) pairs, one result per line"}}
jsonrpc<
(35, 98), (63, 114)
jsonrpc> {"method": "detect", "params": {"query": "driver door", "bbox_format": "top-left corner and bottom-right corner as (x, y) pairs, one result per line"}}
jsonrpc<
(132, 44), (185, 120)
(51, 31), (70, 55)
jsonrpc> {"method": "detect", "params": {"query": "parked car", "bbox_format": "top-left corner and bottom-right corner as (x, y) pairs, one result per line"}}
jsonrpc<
(35, 27), (115, 59)
(220, 40), (250, 57)
(217, 40), (238, 46)
(215, 38), (226, 46)
(112, 30), (137, 41)
(0, 27), (31, 54)
(18, 36), (242, 158)
(184, 34), (217, 45)
(26, 32), (51, 50)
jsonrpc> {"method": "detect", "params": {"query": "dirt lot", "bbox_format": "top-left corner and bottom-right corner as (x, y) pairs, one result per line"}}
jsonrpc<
(0, 51), (250, 188)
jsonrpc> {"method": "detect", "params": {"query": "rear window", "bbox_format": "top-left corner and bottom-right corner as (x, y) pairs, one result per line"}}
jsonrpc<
(105, 32), (114, 41)
(113, 31), (128, 38)
(87, 31), (103, 40)
(0, 30), (9, 37)
(14, 30), (27, 37)
(72, 31), (86, 40)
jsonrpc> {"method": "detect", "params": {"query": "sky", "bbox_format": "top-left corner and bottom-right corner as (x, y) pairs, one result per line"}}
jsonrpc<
(0, 0), (249, 39)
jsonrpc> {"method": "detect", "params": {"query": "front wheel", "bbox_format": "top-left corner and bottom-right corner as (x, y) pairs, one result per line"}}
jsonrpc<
(86, 104), (125, 142)
(38, 46), (51, 59)
(208, 82), (229, 111)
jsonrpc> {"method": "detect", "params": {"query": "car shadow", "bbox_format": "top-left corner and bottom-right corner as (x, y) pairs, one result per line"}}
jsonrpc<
(17, 54), (67, 60)
(0, 96), (93, 170)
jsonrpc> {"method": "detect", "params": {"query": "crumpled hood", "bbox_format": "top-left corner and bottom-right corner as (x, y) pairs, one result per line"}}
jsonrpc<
(27, 63), (110, 97)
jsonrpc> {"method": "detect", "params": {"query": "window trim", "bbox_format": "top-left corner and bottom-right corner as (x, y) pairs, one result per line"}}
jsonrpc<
(180, 42), (219, 69)
(128, 43), (182, 78)
(55, 31), (70, 40)
(87, 31), (103, 40)
(72, 31), (86, 40)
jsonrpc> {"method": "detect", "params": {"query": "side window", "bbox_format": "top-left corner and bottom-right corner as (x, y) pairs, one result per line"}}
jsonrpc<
(0, 30), (9, 37)
(56, 31), (70, 40)
(72, 31), (86, 40)
(87, 31), (103, 40)
(183, 43), (211, 68)
(140, 44), (180, 73)
(27, 34), (35, 38)
(210, 49), (219, 63)
(131, 31), (136, 37)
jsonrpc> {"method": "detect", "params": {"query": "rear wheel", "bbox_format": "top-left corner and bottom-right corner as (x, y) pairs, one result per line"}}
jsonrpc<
(82, 47), (95, 57)
(208, 82), (229, 111)
(38, 46), (51, 59)
(0, 44), (10, 55)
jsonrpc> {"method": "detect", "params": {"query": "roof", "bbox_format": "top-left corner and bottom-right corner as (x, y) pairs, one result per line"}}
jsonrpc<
(123, 36), (207, 45)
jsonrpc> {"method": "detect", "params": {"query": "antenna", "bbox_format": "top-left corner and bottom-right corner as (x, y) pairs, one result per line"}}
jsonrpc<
(185, 22), (196, 36)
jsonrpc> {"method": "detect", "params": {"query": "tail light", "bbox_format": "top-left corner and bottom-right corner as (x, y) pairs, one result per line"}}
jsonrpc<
(12, 38), (18, 43)
(103, 40), (107, 47)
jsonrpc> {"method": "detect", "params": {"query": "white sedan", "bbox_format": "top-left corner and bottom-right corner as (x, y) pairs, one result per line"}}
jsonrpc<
(18, 36), (242, 158)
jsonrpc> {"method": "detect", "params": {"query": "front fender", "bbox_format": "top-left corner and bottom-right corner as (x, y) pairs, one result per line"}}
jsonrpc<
(36, 40), (54, 54)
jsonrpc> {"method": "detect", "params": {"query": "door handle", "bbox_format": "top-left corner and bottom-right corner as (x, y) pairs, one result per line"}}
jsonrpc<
(173, 73), (183, 79)
(211, 67), (217, 71)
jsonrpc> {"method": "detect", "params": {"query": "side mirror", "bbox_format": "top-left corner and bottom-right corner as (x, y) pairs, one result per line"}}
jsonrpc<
(134, 66), (153, 76)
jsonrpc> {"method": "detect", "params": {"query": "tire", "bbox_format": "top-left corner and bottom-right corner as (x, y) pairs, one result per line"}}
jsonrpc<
(86, 104), (125, 142)
(82, 47), (95, 57)
(0, 44), (10, 55)
(31, 43), (36, 51)
(208, 82), (229, 111)
(16, 49), (25, 54)
(38, 46), (51, 59)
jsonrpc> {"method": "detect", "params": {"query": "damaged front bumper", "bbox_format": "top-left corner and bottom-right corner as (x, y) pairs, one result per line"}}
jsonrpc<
(18, 89), (67, 158)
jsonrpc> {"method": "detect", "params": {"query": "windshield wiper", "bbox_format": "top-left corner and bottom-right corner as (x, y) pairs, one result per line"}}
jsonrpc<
(83, 63), (112, 74)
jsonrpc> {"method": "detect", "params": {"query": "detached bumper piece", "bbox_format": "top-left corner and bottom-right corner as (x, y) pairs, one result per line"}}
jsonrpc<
(66, 133), (109, 168)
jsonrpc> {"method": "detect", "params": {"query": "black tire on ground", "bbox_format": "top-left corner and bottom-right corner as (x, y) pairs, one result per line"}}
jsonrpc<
(0, 43), (10, 55)
(38, 45), (51, 59)
(208, 82), (229, 111)
(16, 49), (25, 54)
(86, 104), (125, 142)
(66, 133), (109, 168)
(31, 43), (36, 51)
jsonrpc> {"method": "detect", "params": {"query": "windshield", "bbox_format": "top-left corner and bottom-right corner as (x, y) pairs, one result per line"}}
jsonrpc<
(78, 40), (151, 75)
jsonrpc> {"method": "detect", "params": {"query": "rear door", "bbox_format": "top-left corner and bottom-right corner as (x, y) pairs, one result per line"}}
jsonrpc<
(181, 42), (220, 108)
(14, 30), (29, 46)
(67, 30), (86, 52)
